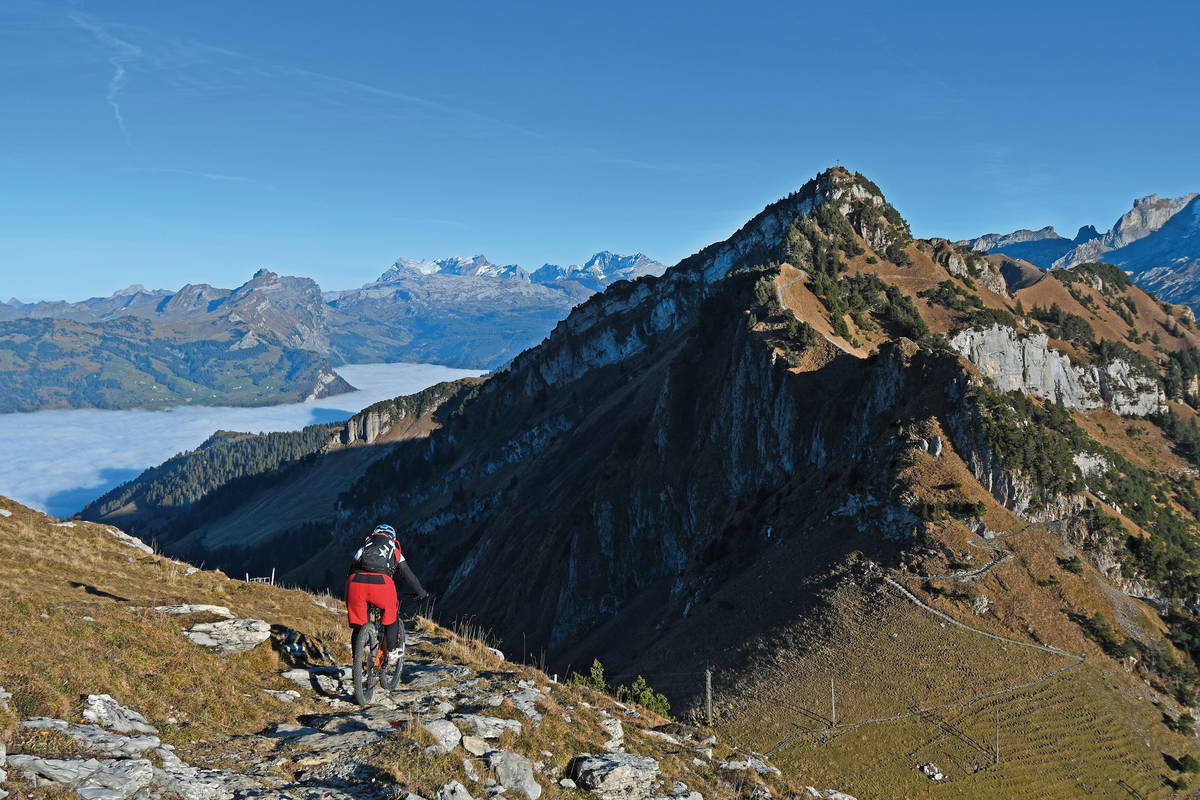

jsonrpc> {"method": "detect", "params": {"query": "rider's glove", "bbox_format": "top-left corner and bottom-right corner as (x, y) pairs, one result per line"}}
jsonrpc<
(416, 590), (430, 600)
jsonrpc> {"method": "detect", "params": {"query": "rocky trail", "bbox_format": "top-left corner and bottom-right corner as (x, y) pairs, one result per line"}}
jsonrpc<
(1, 615), (839, 800)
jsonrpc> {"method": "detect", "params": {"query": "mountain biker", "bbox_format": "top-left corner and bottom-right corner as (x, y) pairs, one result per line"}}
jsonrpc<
(345, 523), (428, 664)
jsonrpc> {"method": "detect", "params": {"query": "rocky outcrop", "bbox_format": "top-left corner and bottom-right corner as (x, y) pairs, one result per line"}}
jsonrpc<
(928, 240), (1007, 295)
(949, 325), (1164, 416)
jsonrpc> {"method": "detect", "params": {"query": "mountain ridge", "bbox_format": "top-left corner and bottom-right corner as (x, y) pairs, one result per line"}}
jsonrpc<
(70, 166), (1200, 794)
(0, 251), (665, 411)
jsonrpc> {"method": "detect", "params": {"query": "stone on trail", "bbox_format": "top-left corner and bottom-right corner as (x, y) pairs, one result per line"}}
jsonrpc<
(463, 757), (481, 783)
(483, 750), (541, 800)
(567, 753), (659, 800)
(424, 718), (463, 754)
(437, 779), (475, 800)
(451, 714), (522, 739)
(183, 618), (272, 654)
(406, 662), (471, 688)
(82, 694), (158, 735)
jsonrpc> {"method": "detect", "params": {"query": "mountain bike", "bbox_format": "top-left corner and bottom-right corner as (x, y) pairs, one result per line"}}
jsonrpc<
(351, 604), (405, 705)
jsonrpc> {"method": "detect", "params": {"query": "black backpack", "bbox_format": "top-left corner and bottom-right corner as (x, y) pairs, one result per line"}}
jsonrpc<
(355, 533), (396, 574)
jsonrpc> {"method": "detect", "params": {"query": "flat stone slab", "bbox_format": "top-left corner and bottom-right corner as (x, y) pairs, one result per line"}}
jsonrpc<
(184, 619), (271, 654)
(152, 604), (234, 619)
(406, 662), (471, 688)
(23, 718), (160, 758)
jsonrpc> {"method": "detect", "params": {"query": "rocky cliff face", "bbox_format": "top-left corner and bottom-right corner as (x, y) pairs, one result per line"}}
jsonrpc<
(948, 324), (1165, 416)
(1055, 193), (1200, 269)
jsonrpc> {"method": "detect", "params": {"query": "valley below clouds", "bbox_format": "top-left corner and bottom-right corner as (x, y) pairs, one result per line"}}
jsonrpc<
(0, 362), (484, 518)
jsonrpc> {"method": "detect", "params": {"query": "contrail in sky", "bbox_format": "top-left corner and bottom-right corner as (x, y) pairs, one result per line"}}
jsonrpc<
(69, 12), (141, 143)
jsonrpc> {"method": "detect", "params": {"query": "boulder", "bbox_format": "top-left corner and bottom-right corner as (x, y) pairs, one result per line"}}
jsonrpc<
(183, 619), (272, 654)
(567, 753), (659, 800)
(424, 718), (464, 754)
(484, 750), (541, 800)
(451, 714), (522, 739)
(82, 695), (157, 735)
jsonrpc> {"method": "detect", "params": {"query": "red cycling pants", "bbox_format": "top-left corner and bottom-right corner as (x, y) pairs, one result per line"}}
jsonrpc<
(345, 571), (398, 627)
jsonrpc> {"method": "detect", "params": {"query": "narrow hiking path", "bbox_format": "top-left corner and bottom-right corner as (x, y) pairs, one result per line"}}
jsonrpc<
(765, 575), (1085, 756)
(773, 270), (861, 358)
(896, 551), (1014, 583)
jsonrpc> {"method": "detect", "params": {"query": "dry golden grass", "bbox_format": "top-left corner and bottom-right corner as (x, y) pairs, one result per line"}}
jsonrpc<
(0, 497), (347, 759)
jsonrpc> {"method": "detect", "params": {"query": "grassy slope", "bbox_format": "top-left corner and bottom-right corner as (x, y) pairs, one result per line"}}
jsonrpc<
(0, 494), (816, 800)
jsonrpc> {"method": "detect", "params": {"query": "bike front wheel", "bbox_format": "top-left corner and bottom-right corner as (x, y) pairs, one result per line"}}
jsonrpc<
(351, 623), (379, 705)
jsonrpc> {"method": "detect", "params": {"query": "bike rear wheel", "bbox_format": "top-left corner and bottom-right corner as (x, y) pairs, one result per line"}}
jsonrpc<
(383, 617), (405, 691)
(351, 622), (379, 705)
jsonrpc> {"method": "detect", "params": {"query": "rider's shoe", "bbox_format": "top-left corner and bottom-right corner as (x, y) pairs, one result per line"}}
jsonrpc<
(387, 648), (403, 666)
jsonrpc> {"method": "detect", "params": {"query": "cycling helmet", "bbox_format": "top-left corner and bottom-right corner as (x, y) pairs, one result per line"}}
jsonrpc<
(372, 523), (397, 540)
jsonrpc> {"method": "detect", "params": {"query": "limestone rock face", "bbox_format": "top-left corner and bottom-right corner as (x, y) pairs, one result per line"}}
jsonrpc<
(182, 618), (272, 654)
(948, 324), (1163, 416)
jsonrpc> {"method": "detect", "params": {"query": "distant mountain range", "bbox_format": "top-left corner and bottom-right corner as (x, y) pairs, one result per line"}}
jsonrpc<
(0, 251), (665, 412)
(963, 192), (1200, 309)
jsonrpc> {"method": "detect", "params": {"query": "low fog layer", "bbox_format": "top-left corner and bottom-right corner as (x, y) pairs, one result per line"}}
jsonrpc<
(0, 362), (485, 518)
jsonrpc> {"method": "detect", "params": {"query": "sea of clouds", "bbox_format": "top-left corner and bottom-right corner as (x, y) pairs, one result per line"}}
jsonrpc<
(0, 362), (485, 518)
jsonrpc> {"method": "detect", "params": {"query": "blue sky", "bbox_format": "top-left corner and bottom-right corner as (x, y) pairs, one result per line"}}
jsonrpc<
(2, 0), (1198, 301)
